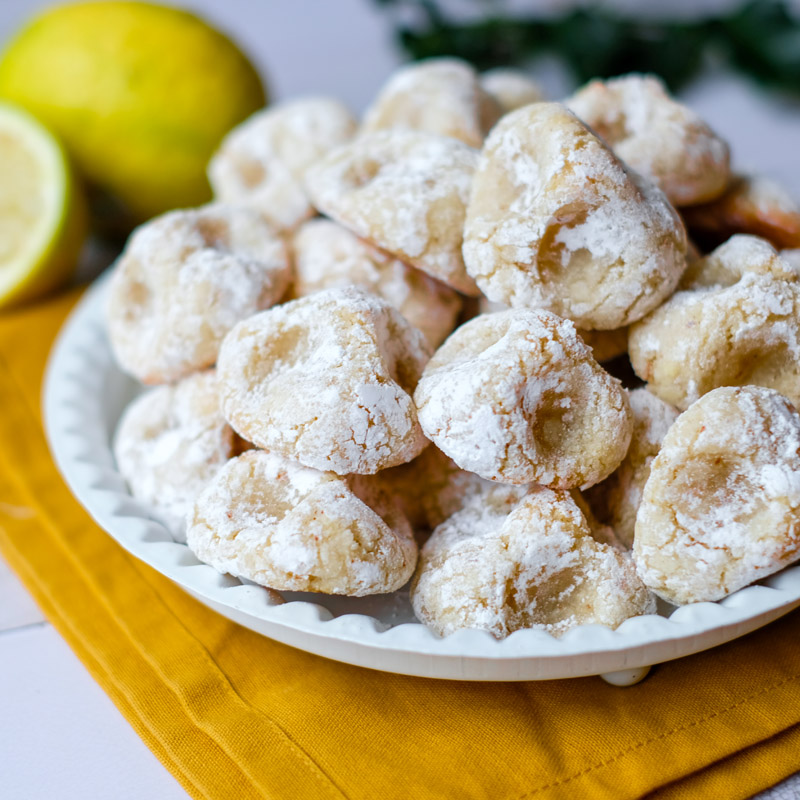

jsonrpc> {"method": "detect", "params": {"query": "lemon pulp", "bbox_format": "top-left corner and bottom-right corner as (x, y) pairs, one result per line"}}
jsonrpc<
(0, 102), (86, 307)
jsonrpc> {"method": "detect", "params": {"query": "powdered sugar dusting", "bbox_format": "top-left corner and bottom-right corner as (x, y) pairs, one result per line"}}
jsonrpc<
(479, 68), (545, 113)
(291, 218), (461, 347)
(106, 204), (290, 384)
(462, 102), (687, 330)
(634, 386), (800, 604)
(411, 486), (654, 638)
(585, 388), (679, 548)
(113, 371), (236, 541)
(209, 97), (357, 230)
(362, 57), (500, 148)
(565, 74), (729, 206)
(629, 239), (800, 410)
(414, 307), (632, 487)
(305, 129), (480, 295)
(217, 286), (431, 474)
(186, 450), (417, 596)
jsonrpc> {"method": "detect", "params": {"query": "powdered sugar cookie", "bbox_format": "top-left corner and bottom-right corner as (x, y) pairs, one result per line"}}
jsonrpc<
(565, 74), (730, 206)
(411, 485), (655, 638)
(362, 57), (501, 148)
(629, 236), (800, 409)
(113, 371), (236, 541)
(414, 308), (632, 487)
(208, 97), (357, 230)
(463, 103), (687, 329)
(217, 286), (431, 474)
(187, 450), (417, 596)
(480, 68), (544, 114)
(106, 204), (290, 384)
(682, 174), (800, 250)
(585, 388), (679, 549)
(305, 129), (480, 295)
(633, 386), (800, 604)
(291, 219), (461, 348)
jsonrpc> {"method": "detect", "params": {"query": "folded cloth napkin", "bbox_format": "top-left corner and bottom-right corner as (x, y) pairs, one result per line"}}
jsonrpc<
(2, 289), (800, 800)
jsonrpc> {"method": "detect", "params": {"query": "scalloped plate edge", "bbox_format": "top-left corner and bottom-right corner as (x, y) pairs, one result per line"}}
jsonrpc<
(40, 276), (800, 680)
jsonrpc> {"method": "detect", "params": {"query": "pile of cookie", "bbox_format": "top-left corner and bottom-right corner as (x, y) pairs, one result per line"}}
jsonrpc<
(107, 59), (800, 639)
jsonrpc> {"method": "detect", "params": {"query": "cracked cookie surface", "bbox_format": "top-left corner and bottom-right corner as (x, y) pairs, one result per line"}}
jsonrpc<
(566, 74), (730, 206)
(585, 388), (679, 549)
(305, 129), (480, 295)
(114, 370), (237, 542)
(629, 235), (800, 410)
(414, 308), (632, 487)
(217, 286), (431, 474)
(411, 485), (655, 638)
(187, 450), (417, 596)
(291, 218), (461, 348)
(633, 386), (800, 604)
(462, 103), (687, 330)
(208, 97), (356, 230)
(106, 204), (290, 384)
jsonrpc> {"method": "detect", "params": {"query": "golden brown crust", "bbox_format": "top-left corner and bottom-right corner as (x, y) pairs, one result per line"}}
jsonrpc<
(682, 175), (800, 250)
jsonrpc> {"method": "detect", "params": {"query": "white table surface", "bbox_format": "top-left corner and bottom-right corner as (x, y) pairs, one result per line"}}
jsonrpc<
(2, 2), (800, 798)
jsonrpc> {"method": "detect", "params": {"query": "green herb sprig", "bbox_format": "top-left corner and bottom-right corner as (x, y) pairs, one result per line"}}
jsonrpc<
(373, 0), (800, 95)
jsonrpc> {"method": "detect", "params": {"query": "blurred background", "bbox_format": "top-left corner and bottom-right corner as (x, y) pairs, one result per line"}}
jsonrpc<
(1, 0), (799, 182)
(0, 0), (799, 300)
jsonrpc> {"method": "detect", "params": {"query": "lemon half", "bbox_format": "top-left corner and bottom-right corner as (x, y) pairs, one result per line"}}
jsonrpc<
(0, 102), (87, 309)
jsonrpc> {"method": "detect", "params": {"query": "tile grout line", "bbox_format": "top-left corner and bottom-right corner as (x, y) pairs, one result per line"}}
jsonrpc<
(0, 619), (51, 637)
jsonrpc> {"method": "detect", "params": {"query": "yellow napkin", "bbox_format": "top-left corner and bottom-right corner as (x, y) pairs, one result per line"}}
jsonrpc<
(2, 290), (800, 800)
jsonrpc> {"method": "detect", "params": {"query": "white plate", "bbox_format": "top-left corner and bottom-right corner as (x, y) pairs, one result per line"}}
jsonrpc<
(43, 275), (800, 682)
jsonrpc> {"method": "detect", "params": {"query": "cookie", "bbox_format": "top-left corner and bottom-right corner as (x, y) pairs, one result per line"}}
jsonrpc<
(479, 68), (544, 114)
(362, 57), (501, 147)
(106, 204), (290, 384)
(629, 236), (800, 409)
(585, 388), (679, 548)
(411, 485), (655, 638)
(633, 386), (800, 604)
(217, 286), (431, 474)
(208, 97), (356, 230)
(187, 450), (417, 596)
(305, 129), (480, 294)
(566, 74), (730, 206)
(113, 371), (236, 541)
(414, 308), (632, 487)
(291, 218), (461, 348)
(463, 103), (687, 329)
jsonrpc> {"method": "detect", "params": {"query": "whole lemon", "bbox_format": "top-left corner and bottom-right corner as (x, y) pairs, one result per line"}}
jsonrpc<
(0, 1), (266, 221)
